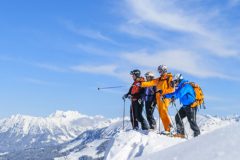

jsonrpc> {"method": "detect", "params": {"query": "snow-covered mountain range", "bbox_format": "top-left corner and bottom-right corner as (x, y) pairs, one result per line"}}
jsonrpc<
(0, 111), (239, 160)
(0, 110), (111, 153)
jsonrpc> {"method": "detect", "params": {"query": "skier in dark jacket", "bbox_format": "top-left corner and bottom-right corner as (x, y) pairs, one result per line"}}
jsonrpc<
(144, 72), (157, 130)
(164, 73), (200, 138)
(123, 69), (148, 130)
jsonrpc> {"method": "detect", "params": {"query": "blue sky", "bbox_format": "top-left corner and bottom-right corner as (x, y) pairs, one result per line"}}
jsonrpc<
(0, 0), (240, 118)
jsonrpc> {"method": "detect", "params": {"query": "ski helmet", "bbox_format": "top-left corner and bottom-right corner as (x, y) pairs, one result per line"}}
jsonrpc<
(144, 71), (154, 78)
(158, 65), (167, 74)
(173, 73), (183, 82)
(130, 69), (141, 77)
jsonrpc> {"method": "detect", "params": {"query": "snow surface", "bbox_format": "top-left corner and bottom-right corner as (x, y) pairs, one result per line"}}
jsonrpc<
(55, 139), (107, 160)
(105, 130), (185, 160)
(0, 152), (8, 156)
(0, 111), (239, 160)
(138, 123), (240, 160)
(53, 114), (239, 160)
(104, 115), (237, 160)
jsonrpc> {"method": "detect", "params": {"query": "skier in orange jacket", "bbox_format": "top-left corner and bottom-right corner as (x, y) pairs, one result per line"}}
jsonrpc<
(141, 65), (174, 134)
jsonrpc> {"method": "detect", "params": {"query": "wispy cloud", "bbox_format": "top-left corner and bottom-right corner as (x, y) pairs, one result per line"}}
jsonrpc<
(119, 23), (163, 42)
(76, 43), (113, 56)
(121, 49), (237, 80)
(63, 20), (113, 42)
(111, 0), (240, 81)
(229, 0), (240, 6)
(125, 0), (209, 36)
(35, 63), (67, 72)
(70, 64), (130, 82)
(23, 78), (56, 86)
(122, 0), (240, 58)
(70, 64), (118, 76)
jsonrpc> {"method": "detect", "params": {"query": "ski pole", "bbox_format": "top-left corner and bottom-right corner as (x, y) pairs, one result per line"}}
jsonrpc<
(155, 106), (161, 133)
(123, 99), (126, 130)
(172, 102), (188, 139)
(97, 86), (125, 90)
(158, 111), (161, 133)
(168, 109), (177, 132)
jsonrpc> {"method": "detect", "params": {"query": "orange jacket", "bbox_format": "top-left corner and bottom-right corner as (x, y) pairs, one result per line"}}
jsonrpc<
(141, 73), (174, 95)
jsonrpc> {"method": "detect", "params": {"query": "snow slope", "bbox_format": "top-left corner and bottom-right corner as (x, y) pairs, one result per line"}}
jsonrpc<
(138, 123), (240, 160)
(55, 115), (238, 160)
(0, 111), (239, 160)
(104, 115), (238, 160)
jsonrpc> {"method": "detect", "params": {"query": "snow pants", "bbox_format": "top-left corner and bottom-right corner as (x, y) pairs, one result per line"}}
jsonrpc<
(175, 105), (200, 137)
(130, 99), (148, 130)
(145, 100), (156, 129)
(156, 93), (172, 131)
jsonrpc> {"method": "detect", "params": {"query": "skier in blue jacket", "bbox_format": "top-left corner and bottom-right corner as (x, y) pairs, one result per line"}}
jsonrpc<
(164, 73), (200, 138)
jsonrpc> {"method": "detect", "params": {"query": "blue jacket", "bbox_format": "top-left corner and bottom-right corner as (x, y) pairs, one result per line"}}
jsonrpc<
(165, 79), (195, 106)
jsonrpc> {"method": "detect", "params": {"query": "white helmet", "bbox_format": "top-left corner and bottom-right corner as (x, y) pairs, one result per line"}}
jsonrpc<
(158, 65), (167, 74)
(173, 73), (183, 81)
(144, 71), (155, 78)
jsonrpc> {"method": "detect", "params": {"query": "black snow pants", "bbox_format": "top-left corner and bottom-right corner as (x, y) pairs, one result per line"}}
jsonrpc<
(175, 105), (200, 137)
(130, 99), (149, 130)
(145, 100), (156, 129)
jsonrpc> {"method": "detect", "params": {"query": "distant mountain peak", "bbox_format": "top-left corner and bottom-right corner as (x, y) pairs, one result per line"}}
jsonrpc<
(0, 110), (111, 153)
(48, 110), (87, 119)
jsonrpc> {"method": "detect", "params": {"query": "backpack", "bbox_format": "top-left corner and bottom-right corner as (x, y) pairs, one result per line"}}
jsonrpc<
(157, 73), (173, 89)
(184, 82), (205, 109)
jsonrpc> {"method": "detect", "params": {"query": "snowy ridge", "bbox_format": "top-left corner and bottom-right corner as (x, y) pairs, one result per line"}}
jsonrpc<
(0, 112), (239, 160)
(104, 115), (237, 160)
(0, 110), (111, 153)
(138, 123), (240, 160)
(54, 114), (238, 160)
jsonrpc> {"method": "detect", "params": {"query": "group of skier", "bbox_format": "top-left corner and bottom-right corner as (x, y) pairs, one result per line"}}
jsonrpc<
(123, 65), (203, 138)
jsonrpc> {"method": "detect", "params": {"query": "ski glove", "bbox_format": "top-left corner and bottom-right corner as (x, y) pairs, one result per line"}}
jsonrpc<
(122, 94), (128, 100)
(161, 95), (165, 101)
(170, 96), (175, 103)
(156, 90), (163, 94)
(138, 99), (142, 104)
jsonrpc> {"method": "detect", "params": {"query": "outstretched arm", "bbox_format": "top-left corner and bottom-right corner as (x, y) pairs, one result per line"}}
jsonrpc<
(141, 79), (157, 88)
(164, 92), (177, 99)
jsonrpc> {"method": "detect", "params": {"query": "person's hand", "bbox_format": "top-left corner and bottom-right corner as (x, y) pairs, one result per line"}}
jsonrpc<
(122, 94), (128, 100)
(157, 90), (163, 94)
(138, 99), (142, 104)
(151, 100), (157, 107)
(161, 95), (165, 101)
(136, 82), (141, 87)
(170, 96), (175, 103)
